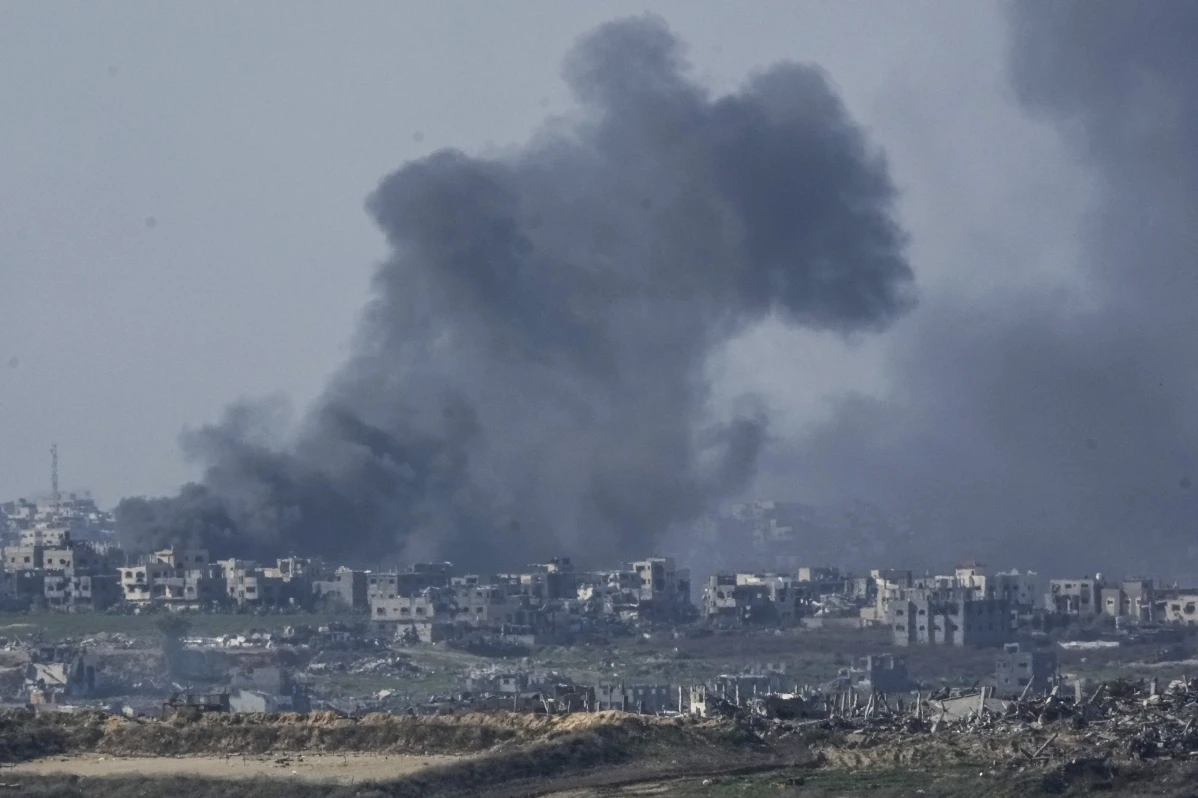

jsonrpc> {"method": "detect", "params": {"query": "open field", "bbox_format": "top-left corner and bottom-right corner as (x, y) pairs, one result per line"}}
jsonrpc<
(0, 610), (355, 641)
(542, 762), (1198, 798)
(7, 751), (458, 783)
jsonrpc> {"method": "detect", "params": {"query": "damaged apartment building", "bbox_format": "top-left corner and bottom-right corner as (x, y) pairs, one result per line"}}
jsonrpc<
(368, 556), (693, 643)
(1, 520), (120, 611)
(1047, 575), (1159, 623)
(1043, 574), (1198, 626)
(885, 564), (1017, 648)
(369, 561), (559, 643)
(701, 572), (806, 625)
(119, 549), (330, 609)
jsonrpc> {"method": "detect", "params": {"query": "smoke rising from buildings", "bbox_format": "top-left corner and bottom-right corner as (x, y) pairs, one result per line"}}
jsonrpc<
(766, 1), (1198, 577)
(115, 16), (914, 566)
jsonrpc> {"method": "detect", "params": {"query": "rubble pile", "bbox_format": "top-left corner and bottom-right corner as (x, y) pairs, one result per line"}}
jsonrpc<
(742, 677), (1198, 767)
(348, 654), (425, 676)
(304, 651), (426, 676)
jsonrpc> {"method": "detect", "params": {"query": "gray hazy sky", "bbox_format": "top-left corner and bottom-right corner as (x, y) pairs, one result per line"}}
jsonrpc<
(0, 1), (1086, 506)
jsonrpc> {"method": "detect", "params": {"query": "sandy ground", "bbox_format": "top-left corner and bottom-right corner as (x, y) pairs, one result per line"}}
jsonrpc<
(6, 751), (462, 783)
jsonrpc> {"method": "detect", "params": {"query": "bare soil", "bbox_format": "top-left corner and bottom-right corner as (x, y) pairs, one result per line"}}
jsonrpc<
(6, 751), (459, 783)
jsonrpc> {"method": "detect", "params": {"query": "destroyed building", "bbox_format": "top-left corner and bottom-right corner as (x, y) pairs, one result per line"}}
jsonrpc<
(594, 682), (675, 714)
(228, 665), (310, 713)
(312, 566), (368, 610)
(1101, 578), (1156, 623)
(711, 672), (790, 701)
(1047, 577), (1103, 617)
(796, 566), (849, 596)
(497, 558), (577, 600)
(829, 655), (918, 694)
(120, 548), (224, 606)
(1163, 593), (1198, 625)
(995, 643), (1058, 698)
(628, 557), (692, 621)
(23, 647), (96, 704)
(372, 588), (455, 642)
(367, 562), (453, 601)
(860, 569), (913, 625)
(162, 691), (230, 717)
(575, 569), (641, 618)
(701, 572), (804, 625)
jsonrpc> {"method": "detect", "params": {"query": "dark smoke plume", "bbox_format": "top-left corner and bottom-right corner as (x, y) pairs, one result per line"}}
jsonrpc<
(766, 1), (1198, 577)
(117, 15), (913, 567)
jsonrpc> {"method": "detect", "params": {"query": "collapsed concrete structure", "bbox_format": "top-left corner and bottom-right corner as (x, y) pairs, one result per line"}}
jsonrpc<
(701, 572), (805, 625)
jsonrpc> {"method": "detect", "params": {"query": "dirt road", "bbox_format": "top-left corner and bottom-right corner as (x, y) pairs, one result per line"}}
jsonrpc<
(7, 751), (460, 783)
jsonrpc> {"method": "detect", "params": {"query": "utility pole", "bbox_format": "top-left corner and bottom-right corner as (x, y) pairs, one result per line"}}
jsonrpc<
(50, 443), (59, 500)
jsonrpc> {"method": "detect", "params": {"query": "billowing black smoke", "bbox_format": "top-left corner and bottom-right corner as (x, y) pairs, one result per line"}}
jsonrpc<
(117, 15), (913, 567)
(765, 1), (1198, 577)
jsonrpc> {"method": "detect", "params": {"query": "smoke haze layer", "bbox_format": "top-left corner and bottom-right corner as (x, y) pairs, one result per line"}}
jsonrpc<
(766, 1), (1198, 577)
(115, 15), (913, 566)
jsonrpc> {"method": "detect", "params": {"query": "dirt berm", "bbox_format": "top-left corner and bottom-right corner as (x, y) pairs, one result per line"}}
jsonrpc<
(0, 709), (755, 762)
(2, 710), (781, 797)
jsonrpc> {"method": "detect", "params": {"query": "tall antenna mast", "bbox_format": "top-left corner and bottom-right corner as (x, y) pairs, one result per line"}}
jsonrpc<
(50, 443), (59, 500)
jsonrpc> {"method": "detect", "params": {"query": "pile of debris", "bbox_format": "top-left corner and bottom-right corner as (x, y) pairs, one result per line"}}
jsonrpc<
(742, 677), (1198, 765)
(305, 651), (426, 676)
(347, 654), (425, 676)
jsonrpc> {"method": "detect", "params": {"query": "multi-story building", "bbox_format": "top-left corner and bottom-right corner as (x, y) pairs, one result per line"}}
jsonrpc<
(367, 562), (453, 601)
(119, 560), (177, 603)
(861, 569), (913, 625)
(952, 562), (988, 598)
(702, 573), (803, 625)
(216, 559), (290, 606)
(575, 569), (640, 618)
(629, 557), (692, 620)
(371, 589), (454, 642)
(1162, 593), (1198, 625)
(312, 567), (368, 609)
(1047, 577), (1103, 617)
(453, 584), (525, 627)
(271, 557), (325, 582)
(498, 558), (577, 600)
(594, 682), (675, 713)
(989, 570), (1039, 610)
(890, 586), (1013, 647)
(1100, 579), (1155, 623)
(0, 519), (120, 611)
(2, 545), (40, 571)
(796, 566), (848, 596)
(995, 643), (1058, 697)
(2, 493), (115, 542)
